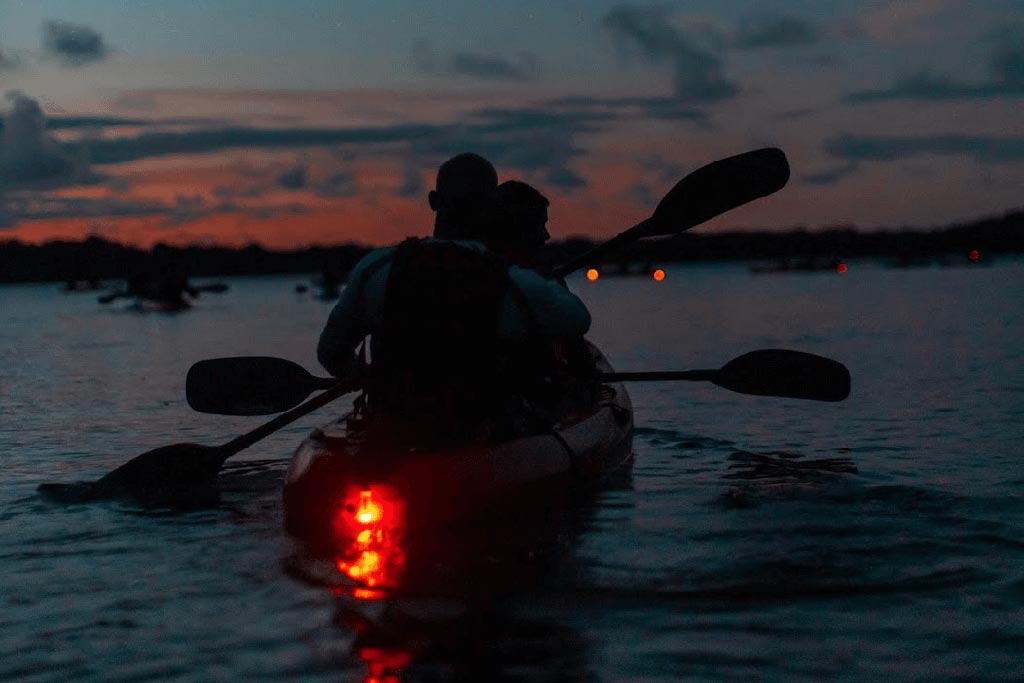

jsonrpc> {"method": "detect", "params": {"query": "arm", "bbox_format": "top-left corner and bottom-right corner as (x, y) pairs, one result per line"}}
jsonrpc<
(317, 248), (392, 377)
(505, 266), (591, 339)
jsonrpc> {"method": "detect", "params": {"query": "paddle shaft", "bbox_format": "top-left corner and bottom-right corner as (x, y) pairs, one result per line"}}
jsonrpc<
(554, 218), (654, 279)
(220, 379), (357, 457)
(600, 370), (717, 382)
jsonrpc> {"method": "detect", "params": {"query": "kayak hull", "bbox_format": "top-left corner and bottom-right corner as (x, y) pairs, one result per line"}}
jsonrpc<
(282, 345), (633, 581)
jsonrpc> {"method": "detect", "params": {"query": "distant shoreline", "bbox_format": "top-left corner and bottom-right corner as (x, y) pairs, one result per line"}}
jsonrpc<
(2, 209), (1021, 284)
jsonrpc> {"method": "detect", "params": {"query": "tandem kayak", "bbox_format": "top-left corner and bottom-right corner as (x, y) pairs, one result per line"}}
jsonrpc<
(282, 343), (633, 589)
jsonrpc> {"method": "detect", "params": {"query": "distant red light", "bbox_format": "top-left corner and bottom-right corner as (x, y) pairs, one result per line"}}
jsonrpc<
(969, 249), (980, 262)
(586, 268), (599, 281)
(652, 269), (666, 281)
(836, 262), (848, 274)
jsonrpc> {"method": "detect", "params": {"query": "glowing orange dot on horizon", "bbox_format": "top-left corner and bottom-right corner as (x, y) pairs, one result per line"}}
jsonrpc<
(652, 269), (666, 281)
(586, 268), (600, 281)
(969, 249), (980, 261)
(836, 262), (848, 274)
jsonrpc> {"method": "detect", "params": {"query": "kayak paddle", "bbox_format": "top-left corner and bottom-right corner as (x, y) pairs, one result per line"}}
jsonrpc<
(52, 148), (791, 496)
(38, 378), (358, 498)
(554, 147), (789, 278)
(602, 349), (850, 402)
(184, 348), (849, 417)
(187, 356), (337, 415)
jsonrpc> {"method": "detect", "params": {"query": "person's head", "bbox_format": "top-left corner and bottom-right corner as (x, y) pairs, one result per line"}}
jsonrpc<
(429, 153), (498, 240)
(487, 180), (550, 267)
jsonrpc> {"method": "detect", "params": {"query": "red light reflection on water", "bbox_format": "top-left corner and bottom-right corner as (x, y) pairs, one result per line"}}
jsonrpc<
(357, 645), (411, 683)
(333, 487), (406, 592)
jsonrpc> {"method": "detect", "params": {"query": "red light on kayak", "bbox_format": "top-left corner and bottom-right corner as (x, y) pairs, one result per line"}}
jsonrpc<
(652, 269), (665, 281)
(836, 262), (848, 274)
(969, 249), (980, 261)
(333, 485), (406, 592)
(355, 490), (383, 525)
(586, 268), (599, 281)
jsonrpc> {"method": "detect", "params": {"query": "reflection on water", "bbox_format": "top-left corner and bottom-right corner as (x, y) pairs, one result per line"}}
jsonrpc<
(2, 261), (1024, 681)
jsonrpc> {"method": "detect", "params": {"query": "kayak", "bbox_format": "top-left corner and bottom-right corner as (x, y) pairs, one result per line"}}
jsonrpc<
(126, 298), (191, 313)
(282, 342), (633, 590)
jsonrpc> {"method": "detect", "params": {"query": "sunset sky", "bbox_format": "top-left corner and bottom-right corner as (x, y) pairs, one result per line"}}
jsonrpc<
(1, 0), (1021, 248)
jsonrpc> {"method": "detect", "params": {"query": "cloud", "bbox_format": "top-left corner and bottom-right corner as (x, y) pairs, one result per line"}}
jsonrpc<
(990, 33), (1024, 86)
(276, 165), (307, 189)
(79, 123), (446, 165)
(317, 170), (357, 197)
(845, 34), (1024, 103)
(845, 71), (1024, 103)
(602, 4), (738, 104)
(42, 20), (110, 66)
(825, 133), (1024, 163)
(0, 92), (80, 188)
(735, 14), (818, 49)
(414, 42), (541, 82)
(549, 95), (707, 123)
(844, 0), (955, 44)
(450, 51), (540, 81)
(800, 164), (860, 186)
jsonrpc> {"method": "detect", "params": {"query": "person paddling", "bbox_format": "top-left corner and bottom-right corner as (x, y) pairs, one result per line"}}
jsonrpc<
(316, 154), (591, 445)
(486, 180), (598, 420)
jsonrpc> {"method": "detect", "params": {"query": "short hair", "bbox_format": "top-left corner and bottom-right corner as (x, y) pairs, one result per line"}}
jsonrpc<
(435, 153), (498, 198)
(488, 180), (550, 252)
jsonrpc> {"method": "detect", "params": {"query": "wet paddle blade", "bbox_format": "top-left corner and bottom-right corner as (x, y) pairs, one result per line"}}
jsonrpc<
(95, 442), (229, 491)
(714, 349), (851, 402)
(644, 147), (790, 238)
(186, 356), (334, 415)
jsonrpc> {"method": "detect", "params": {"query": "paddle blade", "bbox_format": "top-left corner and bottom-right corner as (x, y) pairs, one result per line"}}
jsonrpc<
(714, 349), (850, 402)
(645, 147), (790, 238)
(97, 443), (228, 491)
(186, 356), (333, 415)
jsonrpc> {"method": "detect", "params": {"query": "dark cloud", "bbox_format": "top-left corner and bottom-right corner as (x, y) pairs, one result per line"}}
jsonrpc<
(825, 134), (1024, 164)
(450, 51), (540, 81)
(735, 14), (818, 49)
(602, 5), (738, 104)
(42, 20), (109, 66)
(845, 37), (1024, 103)
(0, 92), (80, 188)
(549, 95), (707, 123)
(990, 41), (1024, 86)
(0, 195), (175, 221)
(800, 164), (859, 186)
(845, 71), (1024, 103)
(414, 42), (540, 82)
(317, 170), (357, 198)
(276, 165), (307, 189)
(79, 123), (445, 165)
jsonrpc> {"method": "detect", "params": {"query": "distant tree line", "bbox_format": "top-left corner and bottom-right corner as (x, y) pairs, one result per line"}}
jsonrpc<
(1, 209), (1021, 284)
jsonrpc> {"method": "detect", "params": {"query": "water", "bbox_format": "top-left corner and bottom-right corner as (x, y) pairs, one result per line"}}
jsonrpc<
(2, 260), (1023, 682)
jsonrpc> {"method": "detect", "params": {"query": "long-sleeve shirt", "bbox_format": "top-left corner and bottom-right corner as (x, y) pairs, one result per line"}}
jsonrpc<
(317, 240), (591, 377)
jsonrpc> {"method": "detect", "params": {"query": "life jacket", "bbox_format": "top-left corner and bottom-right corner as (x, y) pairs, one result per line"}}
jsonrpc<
(369, 238), (511, 444)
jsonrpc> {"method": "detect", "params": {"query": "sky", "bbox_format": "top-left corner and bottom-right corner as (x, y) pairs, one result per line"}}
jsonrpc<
(0, 0), (1021, 248)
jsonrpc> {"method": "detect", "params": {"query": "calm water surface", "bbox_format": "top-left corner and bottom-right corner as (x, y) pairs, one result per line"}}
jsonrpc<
(2, 259), (1023, 682)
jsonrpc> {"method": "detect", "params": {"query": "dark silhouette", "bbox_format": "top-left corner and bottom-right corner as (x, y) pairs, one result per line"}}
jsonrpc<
(428, 152), (499, 240)
(485, 179), (551, 268)
(316, 154), (590, 444)
(98, 264), (229, 311)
